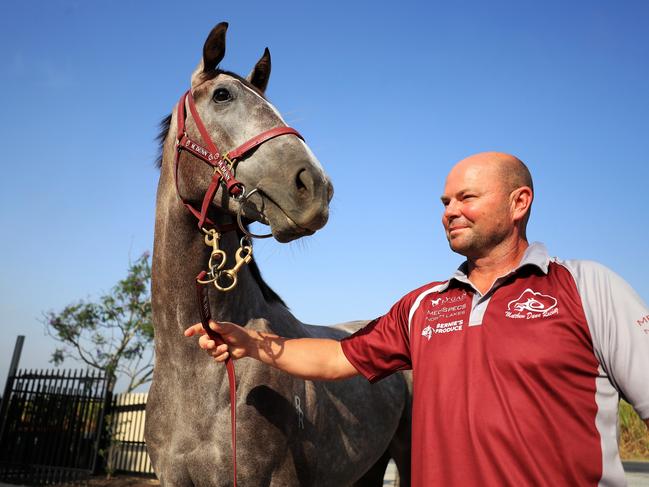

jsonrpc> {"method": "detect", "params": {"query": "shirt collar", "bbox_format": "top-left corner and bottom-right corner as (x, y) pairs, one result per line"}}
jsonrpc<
(442, 242), (551, 292)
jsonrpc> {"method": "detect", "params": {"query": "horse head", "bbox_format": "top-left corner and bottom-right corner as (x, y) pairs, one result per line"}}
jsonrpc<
(173, 22), (333, 243)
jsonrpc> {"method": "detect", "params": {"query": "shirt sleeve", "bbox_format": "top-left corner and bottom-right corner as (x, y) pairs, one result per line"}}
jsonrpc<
(340, 295), (413, 383)
(564, 259), (649, 419)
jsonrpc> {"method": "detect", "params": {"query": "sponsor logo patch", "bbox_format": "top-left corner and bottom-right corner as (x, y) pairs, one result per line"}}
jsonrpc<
(422, 320), (464, 340)
(505, 289), (559, 319)
(422, 325), (433, 341)
(426, 292), (468, 320)
(434, 319), (464, 334)
(430, 292), (467, 307)
(420, 291), (468, 339)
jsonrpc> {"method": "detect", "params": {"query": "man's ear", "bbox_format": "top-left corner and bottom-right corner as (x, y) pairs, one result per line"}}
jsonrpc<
(510, 186), (533, 222)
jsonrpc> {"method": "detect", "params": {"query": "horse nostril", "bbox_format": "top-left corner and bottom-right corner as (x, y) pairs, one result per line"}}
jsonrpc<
(295, 168), (309, 193)
(326, 181), (334, 202)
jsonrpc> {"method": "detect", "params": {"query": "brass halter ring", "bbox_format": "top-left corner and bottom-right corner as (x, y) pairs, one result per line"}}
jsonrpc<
(236, 188), (273, 239)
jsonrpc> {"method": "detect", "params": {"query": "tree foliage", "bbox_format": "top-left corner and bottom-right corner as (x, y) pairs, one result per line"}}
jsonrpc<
(44, 253), (153, 392)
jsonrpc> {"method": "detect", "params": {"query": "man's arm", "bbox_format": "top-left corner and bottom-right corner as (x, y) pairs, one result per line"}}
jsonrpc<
(184, 320), (359, 381)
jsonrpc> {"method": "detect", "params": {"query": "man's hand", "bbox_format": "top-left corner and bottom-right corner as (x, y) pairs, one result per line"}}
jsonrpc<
(184, 320), (251, 362)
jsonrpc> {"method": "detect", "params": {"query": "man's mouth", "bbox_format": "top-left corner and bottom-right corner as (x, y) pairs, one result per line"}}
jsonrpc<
(447, 225), (468, 234)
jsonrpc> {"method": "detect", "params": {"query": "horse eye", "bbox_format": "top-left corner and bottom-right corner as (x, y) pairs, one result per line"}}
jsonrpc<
(212, 88), (232, 103)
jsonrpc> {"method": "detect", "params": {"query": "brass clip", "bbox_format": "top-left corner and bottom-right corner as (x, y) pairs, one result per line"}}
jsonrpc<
(196, 229), (227, 284)
(198, 229), (253, 292)
(214, 244), (253, 292)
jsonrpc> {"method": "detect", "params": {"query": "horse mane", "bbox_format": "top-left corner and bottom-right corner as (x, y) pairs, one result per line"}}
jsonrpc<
(153, 80), (286, 307)
(245, 250), (288, 307)
(155, 113), (172, 169)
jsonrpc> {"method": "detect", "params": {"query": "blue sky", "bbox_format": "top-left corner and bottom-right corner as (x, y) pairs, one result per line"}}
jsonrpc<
(1, 0), (648, 390)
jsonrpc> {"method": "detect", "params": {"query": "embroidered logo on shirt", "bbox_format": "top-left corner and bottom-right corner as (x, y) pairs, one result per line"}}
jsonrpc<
(422, 320), (464, 340)
(422, 325), (433, 340)
(430, 292), (466, 307)
(426, 292), (468, 320)
(434, 319), (464, 334)
(505, 288), (559, 319)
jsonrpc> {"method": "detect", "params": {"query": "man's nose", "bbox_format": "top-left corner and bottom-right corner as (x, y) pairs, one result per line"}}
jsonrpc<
(443, 200), (461, 219)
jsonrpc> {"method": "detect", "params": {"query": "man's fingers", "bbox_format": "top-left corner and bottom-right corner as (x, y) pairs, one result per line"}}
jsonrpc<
(208, 320), (229, 333)
(199, 335), (216, 350)
(213, 351), (230, 362)
(184, 323), (207, 337)
(184, 320), (233, 337)
(211, 344), (230, 362)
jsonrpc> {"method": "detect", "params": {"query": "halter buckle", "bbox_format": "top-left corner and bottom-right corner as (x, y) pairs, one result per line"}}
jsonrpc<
(223, 153), (236, 170)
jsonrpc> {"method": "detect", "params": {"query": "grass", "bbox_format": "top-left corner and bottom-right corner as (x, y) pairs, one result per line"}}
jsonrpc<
(619, 400), (649, 461)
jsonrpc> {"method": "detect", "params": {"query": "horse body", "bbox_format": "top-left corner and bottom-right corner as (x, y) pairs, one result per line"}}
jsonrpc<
(146, 23), (410, 487)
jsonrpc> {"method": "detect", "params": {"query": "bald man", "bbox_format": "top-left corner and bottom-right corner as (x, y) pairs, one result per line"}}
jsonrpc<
(186, 152), (649, 486)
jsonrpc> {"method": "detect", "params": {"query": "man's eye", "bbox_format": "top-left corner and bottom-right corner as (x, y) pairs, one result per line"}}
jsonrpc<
(212, 88), (232, 103)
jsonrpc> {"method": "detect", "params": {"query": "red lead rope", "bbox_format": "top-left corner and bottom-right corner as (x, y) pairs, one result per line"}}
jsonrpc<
(196, 271), (238, 487)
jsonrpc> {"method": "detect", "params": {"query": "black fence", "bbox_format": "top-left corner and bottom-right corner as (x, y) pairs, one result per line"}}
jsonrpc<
(0, 368), (112, 485)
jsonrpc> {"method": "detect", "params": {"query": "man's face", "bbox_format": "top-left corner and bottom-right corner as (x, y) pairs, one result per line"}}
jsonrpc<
(440, 163), (513, 258)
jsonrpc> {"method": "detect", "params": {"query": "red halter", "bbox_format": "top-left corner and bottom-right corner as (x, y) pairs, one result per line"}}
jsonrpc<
(174, 89), (303, 230)
(175, 88), (303, 487)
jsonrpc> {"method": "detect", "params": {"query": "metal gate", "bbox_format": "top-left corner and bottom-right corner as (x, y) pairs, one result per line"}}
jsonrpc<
(0, 368), (112, 485)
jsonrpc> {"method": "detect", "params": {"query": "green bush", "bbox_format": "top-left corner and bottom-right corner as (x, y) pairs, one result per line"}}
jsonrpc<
(619, 400), (649, 461)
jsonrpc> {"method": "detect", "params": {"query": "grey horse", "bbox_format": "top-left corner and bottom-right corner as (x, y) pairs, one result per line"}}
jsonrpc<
(145, 22), (411, 487)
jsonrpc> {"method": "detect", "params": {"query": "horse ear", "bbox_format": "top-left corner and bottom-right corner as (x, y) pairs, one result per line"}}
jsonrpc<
(191, 22), (228, 89)
(203, 22), (228, 73)
(247, 48), (272, 93)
